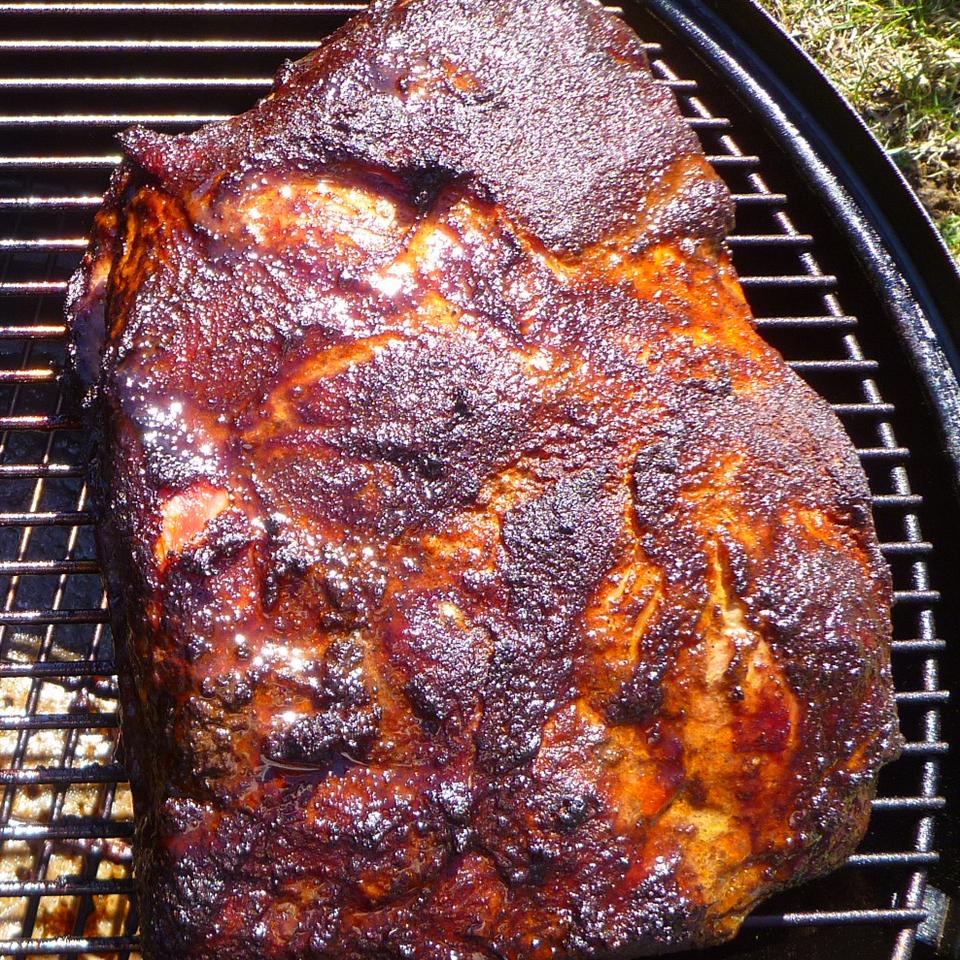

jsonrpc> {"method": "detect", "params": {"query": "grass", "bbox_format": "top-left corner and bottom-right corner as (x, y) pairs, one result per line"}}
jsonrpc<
(757, 0), (960, 259)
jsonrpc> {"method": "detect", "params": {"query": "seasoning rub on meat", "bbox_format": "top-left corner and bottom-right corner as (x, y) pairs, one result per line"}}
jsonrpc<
(66, 0), (902, 956)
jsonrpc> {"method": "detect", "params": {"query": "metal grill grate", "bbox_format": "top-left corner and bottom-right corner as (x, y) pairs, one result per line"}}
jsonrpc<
(0, 2), (948, 958)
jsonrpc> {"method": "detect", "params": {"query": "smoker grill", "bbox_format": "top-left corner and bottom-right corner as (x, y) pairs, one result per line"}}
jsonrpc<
(0, 0), (956, 958)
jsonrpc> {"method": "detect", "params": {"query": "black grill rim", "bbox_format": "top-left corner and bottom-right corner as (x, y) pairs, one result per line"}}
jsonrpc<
(644, 5), (959, 958)
(0, 0), (956, 958)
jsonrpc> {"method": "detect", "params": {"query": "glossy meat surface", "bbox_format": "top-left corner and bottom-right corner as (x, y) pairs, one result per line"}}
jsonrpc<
(66, 0), (902, 957)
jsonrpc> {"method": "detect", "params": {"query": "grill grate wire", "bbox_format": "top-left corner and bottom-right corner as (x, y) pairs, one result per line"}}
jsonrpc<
(0, 2), (947, 958)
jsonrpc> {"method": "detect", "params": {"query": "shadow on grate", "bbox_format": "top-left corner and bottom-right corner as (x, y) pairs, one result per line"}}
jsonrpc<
(0, 2), (948, 959)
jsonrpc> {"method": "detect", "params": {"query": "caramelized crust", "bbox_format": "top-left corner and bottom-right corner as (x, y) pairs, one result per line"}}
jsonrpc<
(66, 0), (901, 957)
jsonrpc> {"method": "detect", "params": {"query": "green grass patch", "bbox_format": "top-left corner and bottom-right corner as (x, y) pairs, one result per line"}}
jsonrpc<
(757, 0), (960, 259)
